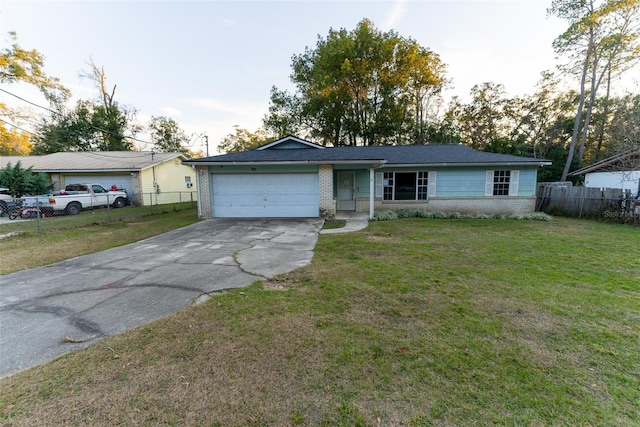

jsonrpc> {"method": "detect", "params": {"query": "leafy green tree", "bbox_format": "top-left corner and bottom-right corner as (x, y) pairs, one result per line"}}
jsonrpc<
(0, 32), (70, 154)
(0, 161), (52, 197)
(262, 86), (306, 139)
(31, 59), (141, 153)
(549, 0), (640, 180)
(266, 19), (447, 146)
(607, 92), (640, 154)
(218, 126), (274, 153)
(148, 116), (190, 155)
(31, 99), (134, 153)
(507, 72), (576, 160)
(447, 83), (509, 150)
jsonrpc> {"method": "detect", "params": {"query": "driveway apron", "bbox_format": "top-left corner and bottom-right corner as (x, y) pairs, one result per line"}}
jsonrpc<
(0, 218), (323, 378)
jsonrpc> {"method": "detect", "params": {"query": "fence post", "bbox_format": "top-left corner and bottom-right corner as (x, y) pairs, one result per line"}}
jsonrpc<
(36, 196), (41, 232)
(107, 194), (111, 222)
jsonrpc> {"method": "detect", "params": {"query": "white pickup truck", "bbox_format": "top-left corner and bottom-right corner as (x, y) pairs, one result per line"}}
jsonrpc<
(44, 183), (128, 215)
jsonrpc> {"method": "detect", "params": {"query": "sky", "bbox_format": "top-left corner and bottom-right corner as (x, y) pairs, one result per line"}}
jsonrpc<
(1, 0), (580, 155)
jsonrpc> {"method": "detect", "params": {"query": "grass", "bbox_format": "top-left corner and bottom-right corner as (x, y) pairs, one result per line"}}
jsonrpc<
(0, 204), (199, 274)
(0, 217), (639, 426)
(322, 219), (346, 230)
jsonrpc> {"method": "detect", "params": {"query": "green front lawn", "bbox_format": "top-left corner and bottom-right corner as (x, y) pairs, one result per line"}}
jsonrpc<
(1, 217), (638, 426)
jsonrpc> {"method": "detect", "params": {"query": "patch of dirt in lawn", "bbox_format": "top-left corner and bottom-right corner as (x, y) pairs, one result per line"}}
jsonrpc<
(262, 274), (302, 290)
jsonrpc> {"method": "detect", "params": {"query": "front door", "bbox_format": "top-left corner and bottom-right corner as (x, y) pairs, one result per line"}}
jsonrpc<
(337, 172), (356, 211)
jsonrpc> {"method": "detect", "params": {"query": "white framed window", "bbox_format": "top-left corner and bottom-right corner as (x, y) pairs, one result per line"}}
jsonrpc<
(381, 171), (436, 201)
(485, 170), (519, 196)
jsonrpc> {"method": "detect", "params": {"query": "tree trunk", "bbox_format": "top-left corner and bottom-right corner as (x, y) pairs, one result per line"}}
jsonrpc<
(561, 49), (591, 182)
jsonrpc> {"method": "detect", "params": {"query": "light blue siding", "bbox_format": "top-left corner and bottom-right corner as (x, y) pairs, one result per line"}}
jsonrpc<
(376, 166), (538, 197)
(516, 167), (538, 196)
(436, 167), (538, 197)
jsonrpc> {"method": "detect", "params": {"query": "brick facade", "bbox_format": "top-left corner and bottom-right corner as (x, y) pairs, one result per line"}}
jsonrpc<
(354, 197), (536, 215)
(197, 169), (212, 219)
(318, 164), (335, 217)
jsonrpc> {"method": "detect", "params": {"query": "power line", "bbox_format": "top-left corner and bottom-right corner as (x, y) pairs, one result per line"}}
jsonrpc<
(0, 117), (37, 136)
(0, 87), (156, 146)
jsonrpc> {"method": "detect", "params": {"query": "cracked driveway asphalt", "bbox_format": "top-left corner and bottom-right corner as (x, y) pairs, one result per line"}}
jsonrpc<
(0, 218), (323, 378)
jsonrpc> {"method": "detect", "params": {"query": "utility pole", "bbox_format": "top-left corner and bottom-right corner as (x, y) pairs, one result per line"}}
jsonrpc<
(204, 134), (209, 157)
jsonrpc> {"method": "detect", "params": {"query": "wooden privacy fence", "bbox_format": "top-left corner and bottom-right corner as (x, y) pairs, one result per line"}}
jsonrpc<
(536, 183), (639, 225)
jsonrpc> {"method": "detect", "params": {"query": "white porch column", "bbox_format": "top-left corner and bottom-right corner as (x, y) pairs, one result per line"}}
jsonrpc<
(369, 167), (375, 219)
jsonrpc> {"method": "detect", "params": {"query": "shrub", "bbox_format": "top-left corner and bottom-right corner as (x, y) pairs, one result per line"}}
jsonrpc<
(396, 209), (418, 218)
(449, 212), (463, 219)
(523, 212), (552, 221)
(373, 210), (398, 221)
(473, 213), (491, 219)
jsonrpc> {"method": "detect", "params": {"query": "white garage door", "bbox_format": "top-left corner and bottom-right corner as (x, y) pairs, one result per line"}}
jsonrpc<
(212, 173), (319, 218)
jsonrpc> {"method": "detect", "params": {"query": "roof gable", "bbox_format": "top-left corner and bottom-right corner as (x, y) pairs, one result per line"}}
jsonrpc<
(256, 135), (325, 150)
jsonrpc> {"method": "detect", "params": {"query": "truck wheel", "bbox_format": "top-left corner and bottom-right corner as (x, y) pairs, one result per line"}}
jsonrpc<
(65, 202), (82, 215)
(112, 197), (126, 208)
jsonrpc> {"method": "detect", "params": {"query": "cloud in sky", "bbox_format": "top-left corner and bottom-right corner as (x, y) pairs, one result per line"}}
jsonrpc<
(382, 0), (408, 30)
(185, 98), (268, 119)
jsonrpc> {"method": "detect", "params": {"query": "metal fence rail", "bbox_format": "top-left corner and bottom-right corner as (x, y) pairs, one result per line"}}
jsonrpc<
(0, 191), (198, 232)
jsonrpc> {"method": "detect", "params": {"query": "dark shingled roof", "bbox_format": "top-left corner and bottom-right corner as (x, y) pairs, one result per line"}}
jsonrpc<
(185, 144), (549, 166)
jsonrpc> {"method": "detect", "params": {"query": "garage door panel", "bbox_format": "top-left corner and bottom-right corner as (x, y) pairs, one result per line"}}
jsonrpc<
(212, 173), (319, 218)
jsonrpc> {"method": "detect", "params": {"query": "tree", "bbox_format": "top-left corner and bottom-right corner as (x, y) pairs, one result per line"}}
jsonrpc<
(265, 19), (447, 146)
(148, 116), (190, 155)
(31, 99), (126, 153)
(79, 58), (136, 151)
(218, 126), (274, 153)
(447, 83), (509, 150)
(0, 127), (31, 155)
(262, 86), (306, 138)
(0, 32), (69, 154)
(549, 0), (640, 181)
(0, 161), (51, 197)
(608, 92), (640, 153)
(32, 60), (140, 153)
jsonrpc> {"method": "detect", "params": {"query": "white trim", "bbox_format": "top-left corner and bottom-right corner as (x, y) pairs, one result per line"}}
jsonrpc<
(509, 170), (519, 196)
(375, 172), (383, 198)
(485, 170), (494, 196)
(369, 168), (375, 219)
(428, 171), (437, 198)
(256, 136), (325, 150)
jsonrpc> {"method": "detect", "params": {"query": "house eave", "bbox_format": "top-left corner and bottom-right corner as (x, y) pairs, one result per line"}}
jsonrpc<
(31, 168), (143, 173)
(384, 161), (552, 168)
(183, 160), (387, 167)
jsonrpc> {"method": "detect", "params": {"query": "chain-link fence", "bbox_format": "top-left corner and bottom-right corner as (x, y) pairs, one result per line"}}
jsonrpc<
(0, 191), (198, 232)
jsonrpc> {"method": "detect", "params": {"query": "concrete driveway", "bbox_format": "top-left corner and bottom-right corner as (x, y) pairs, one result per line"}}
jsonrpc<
(0, 218), (323, 378)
